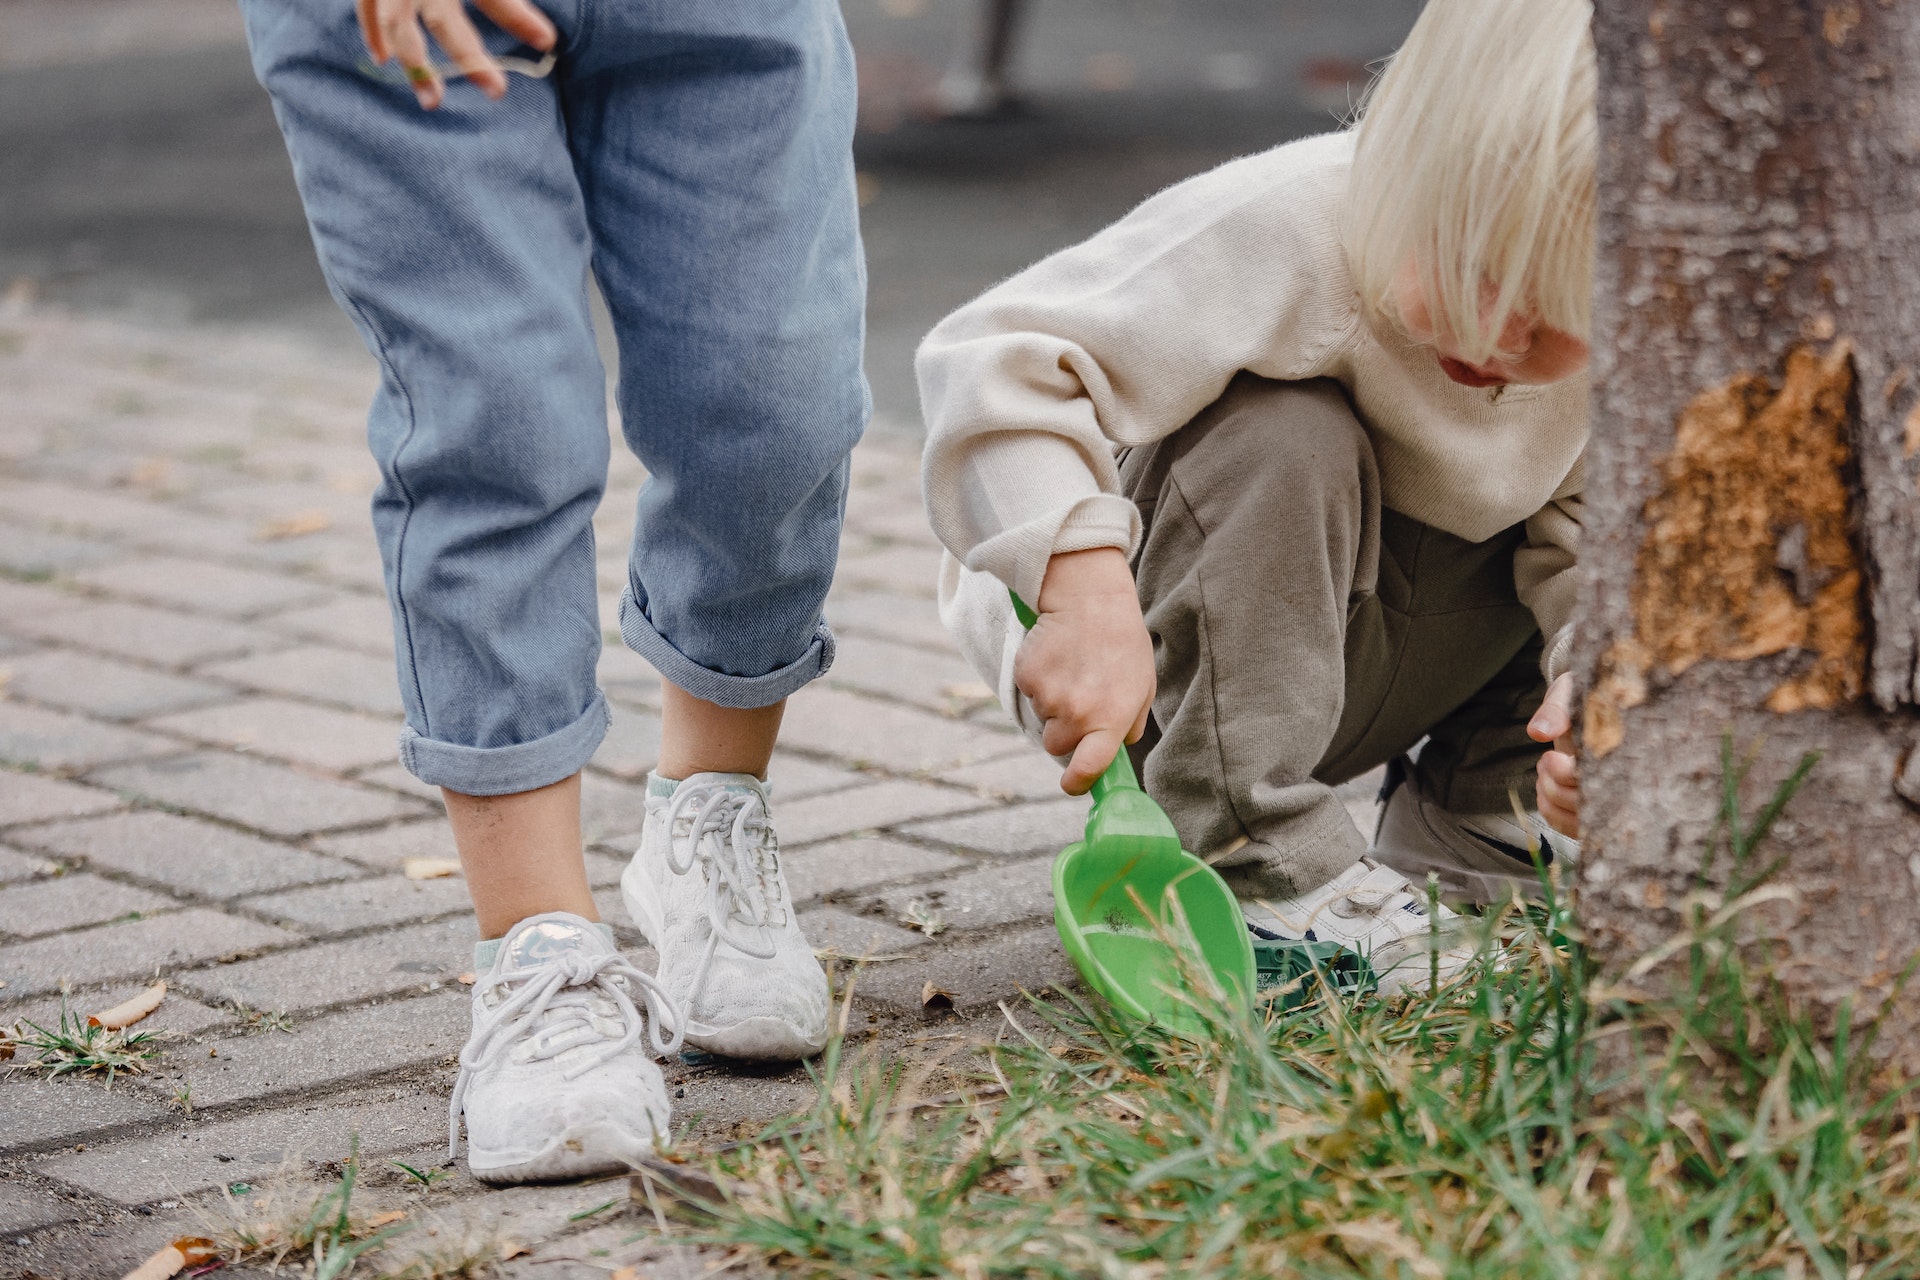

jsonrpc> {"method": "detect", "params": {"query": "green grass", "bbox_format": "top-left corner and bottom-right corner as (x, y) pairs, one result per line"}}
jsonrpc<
(690, 751), (1920, 1277)
(1, 1001), (159, 1086)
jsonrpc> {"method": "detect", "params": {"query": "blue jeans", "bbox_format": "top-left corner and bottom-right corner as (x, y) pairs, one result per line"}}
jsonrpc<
(240, 0), (869, 795)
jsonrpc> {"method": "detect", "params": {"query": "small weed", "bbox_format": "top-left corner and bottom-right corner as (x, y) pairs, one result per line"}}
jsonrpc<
(899, 898), (947, 937)
(172, 1083), (193, 1116)
(569, 1199), (618, 1221)
(229, 1002), (295, 1034)
(2, 1001), (159, 1086)
(202, 1136), (410, 1275)
(388, 1160), (450, 1188)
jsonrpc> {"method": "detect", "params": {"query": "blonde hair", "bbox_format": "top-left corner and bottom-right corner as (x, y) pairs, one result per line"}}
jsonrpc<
(1345, 0), (1597, 364)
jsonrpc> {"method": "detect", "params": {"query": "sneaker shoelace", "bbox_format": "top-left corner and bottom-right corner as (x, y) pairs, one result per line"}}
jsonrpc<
(448, 946), (683, 1159)
(660, 783), (787, 1007)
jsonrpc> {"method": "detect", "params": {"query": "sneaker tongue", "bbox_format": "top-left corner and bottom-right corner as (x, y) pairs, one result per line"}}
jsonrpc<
(500, 917), (598, 972)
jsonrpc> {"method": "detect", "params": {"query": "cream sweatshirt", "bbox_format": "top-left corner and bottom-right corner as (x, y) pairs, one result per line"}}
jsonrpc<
(916, 130), (1588, 685)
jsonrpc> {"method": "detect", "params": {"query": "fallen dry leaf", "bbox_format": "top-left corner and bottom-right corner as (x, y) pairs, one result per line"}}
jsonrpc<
(499, 1241), (530, 1261)
(90, 980), (167, 1030)
(921, 980), (956, 1014)
(942, 680), (994, 701)
(403, 857), (462, 881)
(256, 509), (332, 541)
(121, 1237), (218, 1280)
(610, 1268), (643, 1280)
(366, 1210), (408, 1227)
(456, 971), (477, 985)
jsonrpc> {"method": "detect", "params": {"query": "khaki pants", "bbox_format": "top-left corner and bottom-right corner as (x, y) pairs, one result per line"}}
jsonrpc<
(1120, 375), (1546, 899)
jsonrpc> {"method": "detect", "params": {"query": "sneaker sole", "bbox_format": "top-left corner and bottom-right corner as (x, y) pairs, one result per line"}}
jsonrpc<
(620, 859), (828, 1062)
(467, 1120), (662, 1186)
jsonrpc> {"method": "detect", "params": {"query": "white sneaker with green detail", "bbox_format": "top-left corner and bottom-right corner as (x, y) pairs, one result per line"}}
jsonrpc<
(621, 772), (831, 1061)
(449, 911), (682, 1184)
(1242, 856), (1480, 996)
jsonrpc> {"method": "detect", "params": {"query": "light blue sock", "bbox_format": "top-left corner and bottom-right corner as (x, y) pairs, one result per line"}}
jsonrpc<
(473, 919), (616, 970)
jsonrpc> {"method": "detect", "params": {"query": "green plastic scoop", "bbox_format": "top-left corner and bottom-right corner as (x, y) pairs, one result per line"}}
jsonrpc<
(1012, 592), (1256, 1032)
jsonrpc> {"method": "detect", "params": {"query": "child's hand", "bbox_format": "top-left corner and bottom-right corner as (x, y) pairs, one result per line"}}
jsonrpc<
(1015, 548), (1157, 796)
(357, 0), (557, 110)
(1527, 673), (1580, 839)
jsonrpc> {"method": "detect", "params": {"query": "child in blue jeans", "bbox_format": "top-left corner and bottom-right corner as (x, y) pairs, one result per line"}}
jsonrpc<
(242, 0), (867, 1183)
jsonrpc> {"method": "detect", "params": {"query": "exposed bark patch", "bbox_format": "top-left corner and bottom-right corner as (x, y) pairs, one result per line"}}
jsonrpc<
(1586, 343), (1867, 756)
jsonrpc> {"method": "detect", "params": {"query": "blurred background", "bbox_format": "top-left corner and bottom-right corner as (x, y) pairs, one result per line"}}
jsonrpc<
(0, 0), (1419, 431)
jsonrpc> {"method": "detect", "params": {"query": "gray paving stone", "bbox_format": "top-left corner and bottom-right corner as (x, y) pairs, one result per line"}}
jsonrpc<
(182, 917), (477, 1013)
(0, 577), (83, 631)
(0, 909), (299, 997)
(580, 772), (648, 846)
(2, 598), (279, 666)
(17, 810), (355, 897)
(827, 634), (985, 713)
(824, 589), (953, 651)
(0, 770), (120, 828)
(589, 707), (661, 781)
(898, 796), (1090, 858)
(36, 1091), (448, 1203)
(777, 780), (987, 847)
(833, 543), (942, 598)
(0, 700), (176, 771)
(2, 650), (232, 721)
(0, 525), (118, 577)
(90, 751), (426, 837)
(0, 873), (180, 939)
(143, 697), (401, 773)
(242, 873), (471, 935)
(779, 687), (1021, 773)
(197, 644), (403, 716)
(68, 555), (331, 619)
(265, 592), (393, 656)
(853, 923), (1079, 1015)
(172, 992), (466, 1108)
(781, 836), (967, 904)
(767, 751), (869, 801)
(313, 817), (455, 871)
(596, 642), (662, 709)
(353, 761), (442, 803)
(0, 1181), (85, 1235)
(939, 751), (1067, 801)
(872, 857), (1056, 932)
(0, 1078), (170, 1154)
(0, 843), (59, 882)
(798, 905), (929, 959)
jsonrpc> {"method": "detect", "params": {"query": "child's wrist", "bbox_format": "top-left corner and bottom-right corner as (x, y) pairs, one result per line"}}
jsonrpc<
(1037, 547), (1134, 614)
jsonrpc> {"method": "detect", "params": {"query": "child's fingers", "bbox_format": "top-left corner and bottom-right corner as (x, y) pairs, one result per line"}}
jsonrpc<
(381, 4), (443, 109)
(1060, 729), (1124, 797)
(419, 0), (507, 98)
(357, 0), (389, 61)
(1539, 748), (1579, 790)
(474, 0), (558, 51)
(1539, 793), (1579, 839)
(1536, 752), (1579, 838)
(1527, 672), (1576, 744)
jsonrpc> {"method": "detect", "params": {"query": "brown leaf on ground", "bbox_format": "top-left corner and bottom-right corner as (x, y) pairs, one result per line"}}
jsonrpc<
(256, 510), (332, 541)
(120, 1237), (217, 1280)
(921, 980), (956, 1014)
(498, 1240), (530, 1261)
(403, 857), (462, 881)
(90, 980), (167, 1030)
(456, 971), (476, 985)
(366, 1210), (408, 1227)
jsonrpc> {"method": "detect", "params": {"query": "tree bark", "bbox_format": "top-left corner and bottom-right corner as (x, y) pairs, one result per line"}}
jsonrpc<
(1579, 0), (1920, 1065)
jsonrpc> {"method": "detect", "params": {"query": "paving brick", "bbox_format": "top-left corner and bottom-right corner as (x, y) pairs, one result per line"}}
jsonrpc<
(779, 687), (1021, 773)
(68, 555), (330, 619)
(827, 634), (985, 712)
(17, 810), (356, 897)
(352, 761), (442, 803)
(589, 707), (661, 780)
(197, 644), (402, 716)
(242, 873), (471, 935)
(172, 992), (467, 1108)
(36, 1091), (449, 1203)
(0, 577), (82, 631)
(2, 598), (279, 666)
(0, 525), (118, 577)
(781, 836), (967, 904)
(0, 843), (59, 882)
(898, 797), (1090, 858)
(266, 592), (393, 656)
(939, 752), (1067, 801)
(0, 770), (120, 828)
(0, 1078), (170, 1154)
(0, 1181), (85, 1235)
(2, 988), (232, 1039)
(777, 780), (987, 846)
(0, 699), (176, 771)
(853, 923), (1079, 1015)
(767, 751), (869, 801)
(0, 909), (299, 997)
(832, 542), (943, 599)
(182, 917), (477, 1013)
(597, 642), (662, 709)
(824, 589), (953, 651)
(2, 650), (232, 721)
(144, 697), (401, 773)
(313, 818), (455, 871)
(90, 751), (426, 837)
(872, 857), (1056, 932)
(798, 905), (929, 959)
(580, 772), (648, 846)
(0, 872), (181, 939)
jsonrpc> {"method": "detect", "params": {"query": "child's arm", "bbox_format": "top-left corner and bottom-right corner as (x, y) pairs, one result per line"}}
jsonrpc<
(1515, 486), (1583, 836)
(357, 0), (556, 110)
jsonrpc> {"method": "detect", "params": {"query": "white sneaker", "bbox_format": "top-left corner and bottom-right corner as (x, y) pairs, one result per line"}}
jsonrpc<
(1243, 856), (1478, 996)
(449, 912), (682, 1185)
(1369, 762), (1571, 907)
(622, 772), (830, 1060)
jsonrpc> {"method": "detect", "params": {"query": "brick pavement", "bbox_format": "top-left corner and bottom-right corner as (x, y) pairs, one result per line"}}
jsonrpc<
(0, 309), (1385, 1277)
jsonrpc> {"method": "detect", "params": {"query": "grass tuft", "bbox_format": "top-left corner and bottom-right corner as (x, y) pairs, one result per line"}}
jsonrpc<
(689, 750), (1920, 1277)
(2, 1000), (159, 1087)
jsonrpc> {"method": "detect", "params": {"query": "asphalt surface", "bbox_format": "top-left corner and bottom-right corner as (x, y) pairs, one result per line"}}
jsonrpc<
(0, 0), (1419, 427)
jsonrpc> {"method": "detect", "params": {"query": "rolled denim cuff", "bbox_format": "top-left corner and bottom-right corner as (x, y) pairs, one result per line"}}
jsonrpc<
(397, 692), (611, 796)
(618, 591), (836, 710)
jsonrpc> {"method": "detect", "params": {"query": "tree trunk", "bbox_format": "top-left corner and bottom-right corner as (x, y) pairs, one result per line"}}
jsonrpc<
(1579, 0), (1920, 1065)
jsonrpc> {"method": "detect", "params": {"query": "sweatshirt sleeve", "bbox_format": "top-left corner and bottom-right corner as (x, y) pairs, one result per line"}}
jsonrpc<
(916, 135), (1361, 608)
(1513, 460), (1583, 682)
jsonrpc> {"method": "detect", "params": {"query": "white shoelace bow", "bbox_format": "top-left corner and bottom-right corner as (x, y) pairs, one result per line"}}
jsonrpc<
(662, 784), (786, 1007)
(448, 946), (683, 1159)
